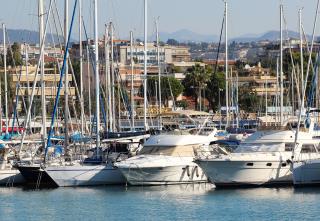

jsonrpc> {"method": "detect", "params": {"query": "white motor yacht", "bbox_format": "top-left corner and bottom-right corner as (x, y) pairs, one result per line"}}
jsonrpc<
(195, 125), (320, 187)
(115, 132), (216, 186)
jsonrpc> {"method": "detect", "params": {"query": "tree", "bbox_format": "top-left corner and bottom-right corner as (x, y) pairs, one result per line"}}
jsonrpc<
(7, 42), (23, 66)
(183, 64), (211, 110)
(143, 76), (184, 105)
(176, 100), (188, 109)
(238, 86), (259, 113)
(206, 71), (226, 111)
(172, 65), (182, 73)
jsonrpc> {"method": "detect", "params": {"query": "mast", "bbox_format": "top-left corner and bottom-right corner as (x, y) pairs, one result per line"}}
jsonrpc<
(236, 70), (239, 128)
(143, 0), (148, 131)
(39, 0), (47, 146)
(110, 22), (115, 132)
(86, 39), (92, 134)
(3, 24), (8, 135)
(156, 18), (162, 130)
(265, 71), (268, 120)
(130, 31), (135, 131)
(25, 42), (32, 133)
(94, 0), (100, 149)
(105, 25), (112, 132)
(299, 8), (304, 109)
(280, 4), (284, 125)
(224, 1), (229, 128)
(276, 57), (279, 122)
(64, 0), (69, 148)
(79, 0), (85, 136)
(25, 43), (30, 104)
(105, 25), (110, 131)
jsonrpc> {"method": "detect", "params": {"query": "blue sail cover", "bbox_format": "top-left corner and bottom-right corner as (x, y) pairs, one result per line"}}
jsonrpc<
(71, 133), (91, 143)
(53, 146), (63, 156)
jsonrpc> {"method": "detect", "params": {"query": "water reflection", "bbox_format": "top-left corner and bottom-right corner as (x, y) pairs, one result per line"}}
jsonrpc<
(0, 185), (320, 221)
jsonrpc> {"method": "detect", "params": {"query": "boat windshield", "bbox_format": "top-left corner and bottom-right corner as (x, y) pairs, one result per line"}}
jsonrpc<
(235, 142), (283, 153)
(138, 145), (196, 157)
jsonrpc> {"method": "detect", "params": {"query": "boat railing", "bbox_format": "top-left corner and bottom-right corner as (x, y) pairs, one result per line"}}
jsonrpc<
(193, 144), (231, 160)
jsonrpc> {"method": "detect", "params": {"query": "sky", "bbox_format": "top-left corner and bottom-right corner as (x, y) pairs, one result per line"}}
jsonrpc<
(0, 0), (318, 40)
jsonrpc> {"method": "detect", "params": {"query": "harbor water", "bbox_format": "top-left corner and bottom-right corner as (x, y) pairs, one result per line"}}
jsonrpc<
(0, 184), (319, 221)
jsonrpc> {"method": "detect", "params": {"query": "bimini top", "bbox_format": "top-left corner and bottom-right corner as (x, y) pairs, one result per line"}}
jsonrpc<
(144, 134), (211, 147)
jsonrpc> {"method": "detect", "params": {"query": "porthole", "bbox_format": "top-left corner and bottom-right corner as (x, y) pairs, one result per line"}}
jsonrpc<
(281, 163), (287, 167)
(246, 162), (254, 166)
(266, 163), (272, 166)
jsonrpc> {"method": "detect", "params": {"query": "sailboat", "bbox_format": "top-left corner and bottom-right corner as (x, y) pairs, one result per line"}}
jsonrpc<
(15, 0), (59, 187)
(39, 0), (127, 187)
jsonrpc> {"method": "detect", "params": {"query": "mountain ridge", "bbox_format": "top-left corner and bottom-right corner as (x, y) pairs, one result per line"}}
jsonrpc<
(0, 28), (313, 44)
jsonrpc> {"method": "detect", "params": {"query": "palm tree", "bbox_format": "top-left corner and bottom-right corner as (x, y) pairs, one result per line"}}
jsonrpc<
(183, 64), (211, 110)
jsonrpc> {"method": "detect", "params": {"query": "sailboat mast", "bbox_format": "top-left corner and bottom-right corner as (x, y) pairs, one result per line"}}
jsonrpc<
(130, 31), (135, 131)
(86, 40), (92, 134)
(276, 57), (279, 123)
(94, 0), (100, 149)
(79, 0), (84, 136)
(105, 25), (112, 132)
(143, 0), (148, 131)
(3, 24), (8, 135)
(110, 23), (115, 132)
(64, 0), (69, 148)
(105, 25), (110, 131)
(265, 71), (268, 120)
(224, 1), (229, 128)
(25, 43), (30, 104)
(39, 0), (47, 146)
(299, 9), (304, 109)
(280, 4), (284, 125)
(156, 18), (162, 129)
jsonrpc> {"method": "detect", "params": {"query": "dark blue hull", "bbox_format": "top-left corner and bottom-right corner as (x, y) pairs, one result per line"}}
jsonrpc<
(17, 165), (58, 188)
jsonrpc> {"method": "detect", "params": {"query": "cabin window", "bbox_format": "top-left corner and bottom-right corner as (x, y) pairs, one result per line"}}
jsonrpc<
(285, 143), (294, 152)
(246, 162), (254, 166)
(281, 163), (287, 167)
(266, 163), (272, 166)
(301, 144), (317, 153)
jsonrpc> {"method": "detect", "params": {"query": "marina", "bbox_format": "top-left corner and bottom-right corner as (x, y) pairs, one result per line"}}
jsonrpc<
(1, 0), (320, 220)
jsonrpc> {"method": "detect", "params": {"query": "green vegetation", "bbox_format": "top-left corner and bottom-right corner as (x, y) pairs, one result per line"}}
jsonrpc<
(144, 76), (184, 105)
(206, 71), (226, 111)
(183, 64), (211, 110)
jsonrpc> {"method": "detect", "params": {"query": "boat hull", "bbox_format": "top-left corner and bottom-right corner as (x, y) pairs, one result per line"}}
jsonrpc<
(0, 169), (25, 186)
(293, 160), (320, 186)
(17, 165), (58, 187)
(45, 164), (126, 187)
(118, 163), (208, 186)
(196, 160), (292, 187)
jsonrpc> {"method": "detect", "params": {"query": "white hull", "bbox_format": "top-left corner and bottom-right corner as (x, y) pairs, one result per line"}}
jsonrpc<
(45, 164), (126, 187)
(196, 159), (292, 187)
(293, 159), (320, 186)
(195, 130), (320, 187)
(0, 169), (25, 185)
(117, 155), (208, 185)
